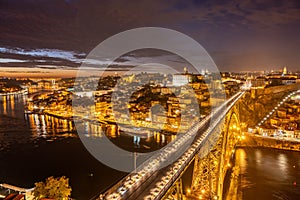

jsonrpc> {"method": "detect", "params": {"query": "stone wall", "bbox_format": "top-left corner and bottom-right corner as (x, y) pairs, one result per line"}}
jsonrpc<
(264, 82), (300, 95)
(238, 133), (300, 151)
(239, 83), (300, 128)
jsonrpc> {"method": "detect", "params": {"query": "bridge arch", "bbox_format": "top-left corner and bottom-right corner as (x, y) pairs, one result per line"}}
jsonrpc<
(190, 103), (242, 200)
(217, 110), (241, 199)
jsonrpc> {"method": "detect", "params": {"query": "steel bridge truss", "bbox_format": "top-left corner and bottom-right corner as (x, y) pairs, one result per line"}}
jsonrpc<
(162, 103), (241, 200)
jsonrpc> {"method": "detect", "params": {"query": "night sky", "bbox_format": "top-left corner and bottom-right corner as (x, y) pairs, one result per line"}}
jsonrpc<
(0, 0), (299, 76)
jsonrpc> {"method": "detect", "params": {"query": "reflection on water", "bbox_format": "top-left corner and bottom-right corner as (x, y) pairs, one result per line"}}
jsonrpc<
(254, 149), (261, 166)
(235, 148), (300, 200)
(26, 114), (75, 137)
(2, 96), (6, 115)
(0, 94), (172, 152)
(0, 94), (77, 151)
(277, 153), (288, 177)
(80, 119), (173, 153)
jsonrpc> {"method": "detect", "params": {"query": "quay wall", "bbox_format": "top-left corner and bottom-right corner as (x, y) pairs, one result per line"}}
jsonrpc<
(238, 133), (300, 151)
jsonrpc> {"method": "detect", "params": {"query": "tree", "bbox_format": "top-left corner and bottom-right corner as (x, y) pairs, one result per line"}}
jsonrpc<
(33, 176), (72, 200)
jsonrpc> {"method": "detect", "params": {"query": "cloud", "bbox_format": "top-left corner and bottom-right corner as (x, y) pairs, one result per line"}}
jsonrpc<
(0, 0), (299, 71)
(0, 58), (27, 63)
(184, 0), (300, 30)
(0, 47), (85, 61)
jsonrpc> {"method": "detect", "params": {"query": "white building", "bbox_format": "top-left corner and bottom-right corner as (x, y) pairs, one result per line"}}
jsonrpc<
(172, 67), (193, 86)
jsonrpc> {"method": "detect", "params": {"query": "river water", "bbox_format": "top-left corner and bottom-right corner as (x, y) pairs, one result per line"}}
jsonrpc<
(232, 147), (300, 200)
(0, 94), (173, 199)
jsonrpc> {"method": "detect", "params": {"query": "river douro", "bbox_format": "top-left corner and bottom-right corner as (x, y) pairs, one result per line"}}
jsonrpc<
(226, 148), (300, 200)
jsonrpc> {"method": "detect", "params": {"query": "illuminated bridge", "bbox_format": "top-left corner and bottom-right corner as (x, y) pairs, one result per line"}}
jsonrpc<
(97, 91), (246, 200)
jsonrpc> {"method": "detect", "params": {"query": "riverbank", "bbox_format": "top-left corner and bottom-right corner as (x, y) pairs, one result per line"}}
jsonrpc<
(238, 133), (300, 151)
(0, 89), (28, 96)
(25, 109), (189, 135)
